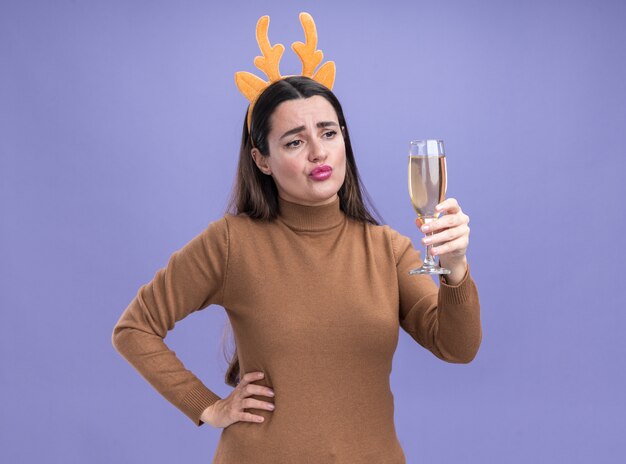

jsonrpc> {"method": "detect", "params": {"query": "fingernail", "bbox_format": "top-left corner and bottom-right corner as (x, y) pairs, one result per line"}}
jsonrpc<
(423, 237), (431, 244)
(258, 372), (264, 378)
(268, 390), (274, 397)
(436, 205), (443, 211)
(421, 225), (430, 232)
(268, 404), (275, 410)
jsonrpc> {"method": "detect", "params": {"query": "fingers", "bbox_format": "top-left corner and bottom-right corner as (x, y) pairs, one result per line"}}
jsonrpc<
(417, 199), (470, 257)
(238, 372), (274, 398)
(422, 223), (470, 247)
(205, 372), (275, 428)
(239, 371), (265, 387)
(430, 234), (469, 257)
(419, 200), (469, 234)
(243, 397), (275, 411)
(234, 371), (275, 424)
(241, 383), (275, 398)
(420, 213), (469, 234)
(237, 411), (266, 423)
(435, 197), (461, 215)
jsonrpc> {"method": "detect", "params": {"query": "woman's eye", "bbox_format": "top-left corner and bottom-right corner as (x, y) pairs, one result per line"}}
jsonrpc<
(285, 139), (303, 148)
(323, 130), (337, 139)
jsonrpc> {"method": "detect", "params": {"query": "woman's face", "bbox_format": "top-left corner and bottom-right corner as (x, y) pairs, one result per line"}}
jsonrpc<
(252, 95), (347, 207)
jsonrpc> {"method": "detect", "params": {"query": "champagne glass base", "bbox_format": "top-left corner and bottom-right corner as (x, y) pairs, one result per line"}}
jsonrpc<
(409, 264), (451, 275)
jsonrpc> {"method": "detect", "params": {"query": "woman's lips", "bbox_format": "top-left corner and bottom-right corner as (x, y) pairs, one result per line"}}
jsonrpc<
(309, 165), (332, 181)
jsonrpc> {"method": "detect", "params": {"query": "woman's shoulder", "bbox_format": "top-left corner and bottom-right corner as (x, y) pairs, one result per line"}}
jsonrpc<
(220, 212), (278, 236)
(361, 220), (410, 241)
(223, 212), (268, 227)
(194, 214), (266, 252)
(359, 221), (415, 257)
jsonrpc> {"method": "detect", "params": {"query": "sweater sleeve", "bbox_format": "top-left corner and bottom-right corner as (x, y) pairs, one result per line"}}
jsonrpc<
(111, 217), (230, 426)
(390, 228), (482, 363)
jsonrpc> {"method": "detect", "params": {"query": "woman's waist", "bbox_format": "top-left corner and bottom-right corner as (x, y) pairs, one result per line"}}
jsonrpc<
(216, 399), (404, 464)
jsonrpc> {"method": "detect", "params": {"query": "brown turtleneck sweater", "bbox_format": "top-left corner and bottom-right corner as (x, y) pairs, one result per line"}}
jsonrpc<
(112, 197), (481, 463)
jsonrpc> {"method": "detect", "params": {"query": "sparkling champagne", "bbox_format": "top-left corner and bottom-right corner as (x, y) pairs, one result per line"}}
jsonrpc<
(408, 154), (447, 223)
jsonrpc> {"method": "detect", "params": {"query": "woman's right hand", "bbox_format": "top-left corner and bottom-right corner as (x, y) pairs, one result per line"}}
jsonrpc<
(200, 371), (275, 428)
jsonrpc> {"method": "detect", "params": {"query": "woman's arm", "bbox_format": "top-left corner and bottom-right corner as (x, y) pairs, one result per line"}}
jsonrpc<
(392, 199), (482, 363)
(112, 218), (230, 425)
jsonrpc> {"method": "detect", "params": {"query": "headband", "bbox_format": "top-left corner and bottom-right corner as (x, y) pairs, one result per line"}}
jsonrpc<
(235, 12), (336, 132)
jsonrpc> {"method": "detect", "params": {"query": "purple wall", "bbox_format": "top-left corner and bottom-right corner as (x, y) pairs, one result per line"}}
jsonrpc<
(2, 0), (624, 462)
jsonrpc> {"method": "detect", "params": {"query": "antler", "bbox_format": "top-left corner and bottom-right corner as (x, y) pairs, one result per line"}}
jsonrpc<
(253, 16), (284, 81)
(235, 15), (285, 105)
(292, 12), (324, 76)
(292, 12), (335, 89)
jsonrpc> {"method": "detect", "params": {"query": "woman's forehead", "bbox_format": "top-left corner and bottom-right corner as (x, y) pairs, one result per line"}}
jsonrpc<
(271, 96), (339, 129)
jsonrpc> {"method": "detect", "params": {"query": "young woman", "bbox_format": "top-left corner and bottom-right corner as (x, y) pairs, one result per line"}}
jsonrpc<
(112, 74), (481, 462)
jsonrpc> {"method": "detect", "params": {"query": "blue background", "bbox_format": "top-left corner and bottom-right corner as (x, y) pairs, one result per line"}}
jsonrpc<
(2, 0), (625, 462)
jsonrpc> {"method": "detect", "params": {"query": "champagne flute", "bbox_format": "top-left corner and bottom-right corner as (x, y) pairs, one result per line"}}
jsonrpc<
(408, 139), (451, 275)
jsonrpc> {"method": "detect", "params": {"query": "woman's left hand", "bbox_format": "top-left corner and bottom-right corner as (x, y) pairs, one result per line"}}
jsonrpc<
(418, 197), (470, 284)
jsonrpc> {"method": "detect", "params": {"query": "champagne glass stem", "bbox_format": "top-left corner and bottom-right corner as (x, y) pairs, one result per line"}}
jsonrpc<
(424, 231), (436, 267)
(422, 217), (436, 268)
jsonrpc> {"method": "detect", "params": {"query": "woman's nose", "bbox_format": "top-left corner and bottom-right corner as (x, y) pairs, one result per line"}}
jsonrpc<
(308, 138), (327, 162)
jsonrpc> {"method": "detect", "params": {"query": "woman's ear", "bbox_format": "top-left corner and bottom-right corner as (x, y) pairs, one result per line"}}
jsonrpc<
(251, 148), (272, 175)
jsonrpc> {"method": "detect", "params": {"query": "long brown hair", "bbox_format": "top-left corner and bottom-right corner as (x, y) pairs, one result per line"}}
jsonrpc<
(223, 76), (380, 386)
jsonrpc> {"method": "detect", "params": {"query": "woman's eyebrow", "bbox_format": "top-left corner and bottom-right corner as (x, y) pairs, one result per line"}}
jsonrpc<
(279, 121), (339, 140)
(317, 121), (338, 128)
(280, 126), (305, 140)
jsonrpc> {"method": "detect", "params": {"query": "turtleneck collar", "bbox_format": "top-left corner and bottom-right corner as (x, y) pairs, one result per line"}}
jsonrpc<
(277, 196), (345, 232)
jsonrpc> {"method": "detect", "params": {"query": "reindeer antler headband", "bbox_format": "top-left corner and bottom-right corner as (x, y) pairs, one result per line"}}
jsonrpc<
(235, 12), (336, 131)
